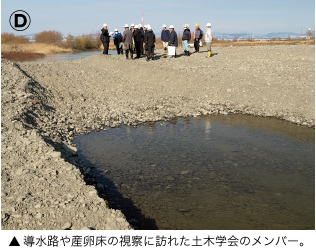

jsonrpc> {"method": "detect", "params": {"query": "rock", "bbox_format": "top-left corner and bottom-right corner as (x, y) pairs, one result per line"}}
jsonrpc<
(181, 170), (190, 175)
(61, 222), (72, 230)
(166, 176), (175, 181)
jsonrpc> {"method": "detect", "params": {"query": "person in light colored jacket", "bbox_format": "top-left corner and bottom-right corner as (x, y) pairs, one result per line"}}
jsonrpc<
(205, 23), (213, 58)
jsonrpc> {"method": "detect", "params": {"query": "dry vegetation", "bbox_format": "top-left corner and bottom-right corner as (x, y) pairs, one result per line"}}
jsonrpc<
(1, 29), (315, 59)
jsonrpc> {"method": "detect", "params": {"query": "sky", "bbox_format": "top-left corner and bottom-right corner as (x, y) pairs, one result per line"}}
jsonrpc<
(1, 0), (315, 36)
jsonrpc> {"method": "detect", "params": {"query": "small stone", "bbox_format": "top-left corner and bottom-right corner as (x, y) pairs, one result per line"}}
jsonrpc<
(61, 222), (72, 230)
(35, 213), (43, 219)
(50, 151), (61, 158)
(166, 176), (175, 181)
(181, 170), (190, 175)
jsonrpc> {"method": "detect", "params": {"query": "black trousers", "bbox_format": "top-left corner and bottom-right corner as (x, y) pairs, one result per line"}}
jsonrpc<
(102, 41), (109, 54)
(147, 46), (154, 59)
(116, 44), (123, 54)
(194, 39), (200, 52)
(135, 41), (141, 58)
(125, 49), (133, 58)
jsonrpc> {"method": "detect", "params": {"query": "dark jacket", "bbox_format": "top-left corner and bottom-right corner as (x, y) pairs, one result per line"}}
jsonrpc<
(101, 28), (110, 43)
(113, 33), (123, 45)
(146, 30), (156, 47)
(139, 28), (144, 42)
(168, 30), (178, 47)
(161, 29), (170, 42)
(133, 29), (142, 42)
(182, 29), (191, 41)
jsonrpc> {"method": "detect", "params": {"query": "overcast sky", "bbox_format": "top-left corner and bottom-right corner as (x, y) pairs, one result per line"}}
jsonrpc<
(1, 0), (315, 36)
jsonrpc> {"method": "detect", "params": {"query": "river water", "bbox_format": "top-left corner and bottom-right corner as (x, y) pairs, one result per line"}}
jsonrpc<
(35, 50), (117, 62)
(74, 114), (315, 230)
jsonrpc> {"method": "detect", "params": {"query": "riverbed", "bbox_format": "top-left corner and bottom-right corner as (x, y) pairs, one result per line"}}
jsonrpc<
(1, 45), (314, 230)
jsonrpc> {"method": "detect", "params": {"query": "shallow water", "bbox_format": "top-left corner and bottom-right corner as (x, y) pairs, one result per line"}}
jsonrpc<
(34, 50), (117, 62)
(74, 115), (315, 230)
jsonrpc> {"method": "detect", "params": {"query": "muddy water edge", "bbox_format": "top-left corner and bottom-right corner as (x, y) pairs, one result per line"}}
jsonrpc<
(74, 114), (315, 230)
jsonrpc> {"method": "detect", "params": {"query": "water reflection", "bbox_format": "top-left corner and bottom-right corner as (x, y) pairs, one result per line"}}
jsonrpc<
(74, 115), (315, 230)
(35, 50), (117, 62)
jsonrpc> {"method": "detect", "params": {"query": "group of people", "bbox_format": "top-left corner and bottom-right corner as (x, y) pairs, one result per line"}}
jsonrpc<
(100, 22), (213, 60)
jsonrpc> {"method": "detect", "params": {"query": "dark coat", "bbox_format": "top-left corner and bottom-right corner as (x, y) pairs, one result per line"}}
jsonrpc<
(133, 29), (142, 42)
(168, 30), (178, 47)
(139, 28), (144, 42)
(146, 30), (156, 47)
(161, 29), (170, 42)
(113, 33), (123, 45)
(101, 28), (110, 43)
(182, 29), (191, 41)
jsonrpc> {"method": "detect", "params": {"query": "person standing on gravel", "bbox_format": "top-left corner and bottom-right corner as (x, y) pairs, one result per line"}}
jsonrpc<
(133, 25), (142, 59)
(194, 23), (203, 53)
(113, 29), (123, 55)
(143, 25), (149, 56)
(145, 26), (156, 61)
(168, 25), (178, 58)
(123, 24), (133, 59)
(138, 24), (145, 55)
(205, 23), (213, 58)
(182, 24), (191, 56)
(161, 24), (170, 53)
(101, 23), (110, 54)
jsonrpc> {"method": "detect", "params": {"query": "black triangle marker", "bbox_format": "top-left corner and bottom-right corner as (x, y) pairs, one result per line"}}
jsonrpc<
(9, 236), (20, 246)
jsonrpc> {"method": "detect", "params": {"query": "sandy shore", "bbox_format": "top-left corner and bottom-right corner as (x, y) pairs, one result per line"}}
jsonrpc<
(1, 45), (314, 230)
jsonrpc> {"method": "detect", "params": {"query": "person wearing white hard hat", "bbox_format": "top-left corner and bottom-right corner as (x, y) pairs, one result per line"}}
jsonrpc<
(143, 25), (149, 56)
(123, 24), (134, 59)
(205, 23), (213, 58)
(113, 28), (123, 55)
(182, 24), (191, 56)
(168, 25), (178, 58)
(130, 24), (135, 32)
(138, 24), (145, 55)
(145, 26), (156, 61)
(101, 23), (110, 54)
(161, 24), (170, 53)
(133, 25), (142, 58)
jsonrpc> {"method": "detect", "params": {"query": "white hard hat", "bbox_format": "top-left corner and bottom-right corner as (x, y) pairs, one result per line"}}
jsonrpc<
(206, 23), (211, 27)
(138, 24), (142, 27)
(114, 28), (118, 32)
(187, 24), (189, 28)
(124, 24), (129, 28)
(162, 24), (166, 28)
(148, 26), (152, 30)
(169, 25), (174, 29)
(135, 25), (138, 29)
(109, 32), (114, 36)
(103, 23), (107, 27)
(131, 23), (135, 27)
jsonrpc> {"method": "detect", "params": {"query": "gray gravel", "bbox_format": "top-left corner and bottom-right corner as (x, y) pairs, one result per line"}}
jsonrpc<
(1, 45), (314, 230)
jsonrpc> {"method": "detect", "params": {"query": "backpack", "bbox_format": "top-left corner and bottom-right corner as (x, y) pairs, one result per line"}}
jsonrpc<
(200, 29), (204, 39)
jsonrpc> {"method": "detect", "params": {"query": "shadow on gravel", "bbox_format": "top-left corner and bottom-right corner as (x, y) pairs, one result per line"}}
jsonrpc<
(76, 151), (159, 230)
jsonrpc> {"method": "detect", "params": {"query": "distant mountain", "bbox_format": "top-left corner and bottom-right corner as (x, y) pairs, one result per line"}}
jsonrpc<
(264, 32), (300, 37)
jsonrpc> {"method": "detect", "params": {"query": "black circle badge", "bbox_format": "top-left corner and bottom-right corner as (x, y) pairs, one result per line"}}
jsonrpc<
(9, 10), (31, 31)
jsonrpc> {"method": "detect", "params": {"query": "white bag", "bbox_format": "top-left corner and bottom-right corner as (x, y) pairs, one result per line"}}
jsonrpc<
(168, 46), (176, 55)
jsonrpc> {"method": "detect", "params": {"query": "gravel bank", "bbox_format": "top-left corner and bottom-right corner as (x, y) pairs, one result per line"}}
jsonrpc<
(1, 45), (314, 230)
